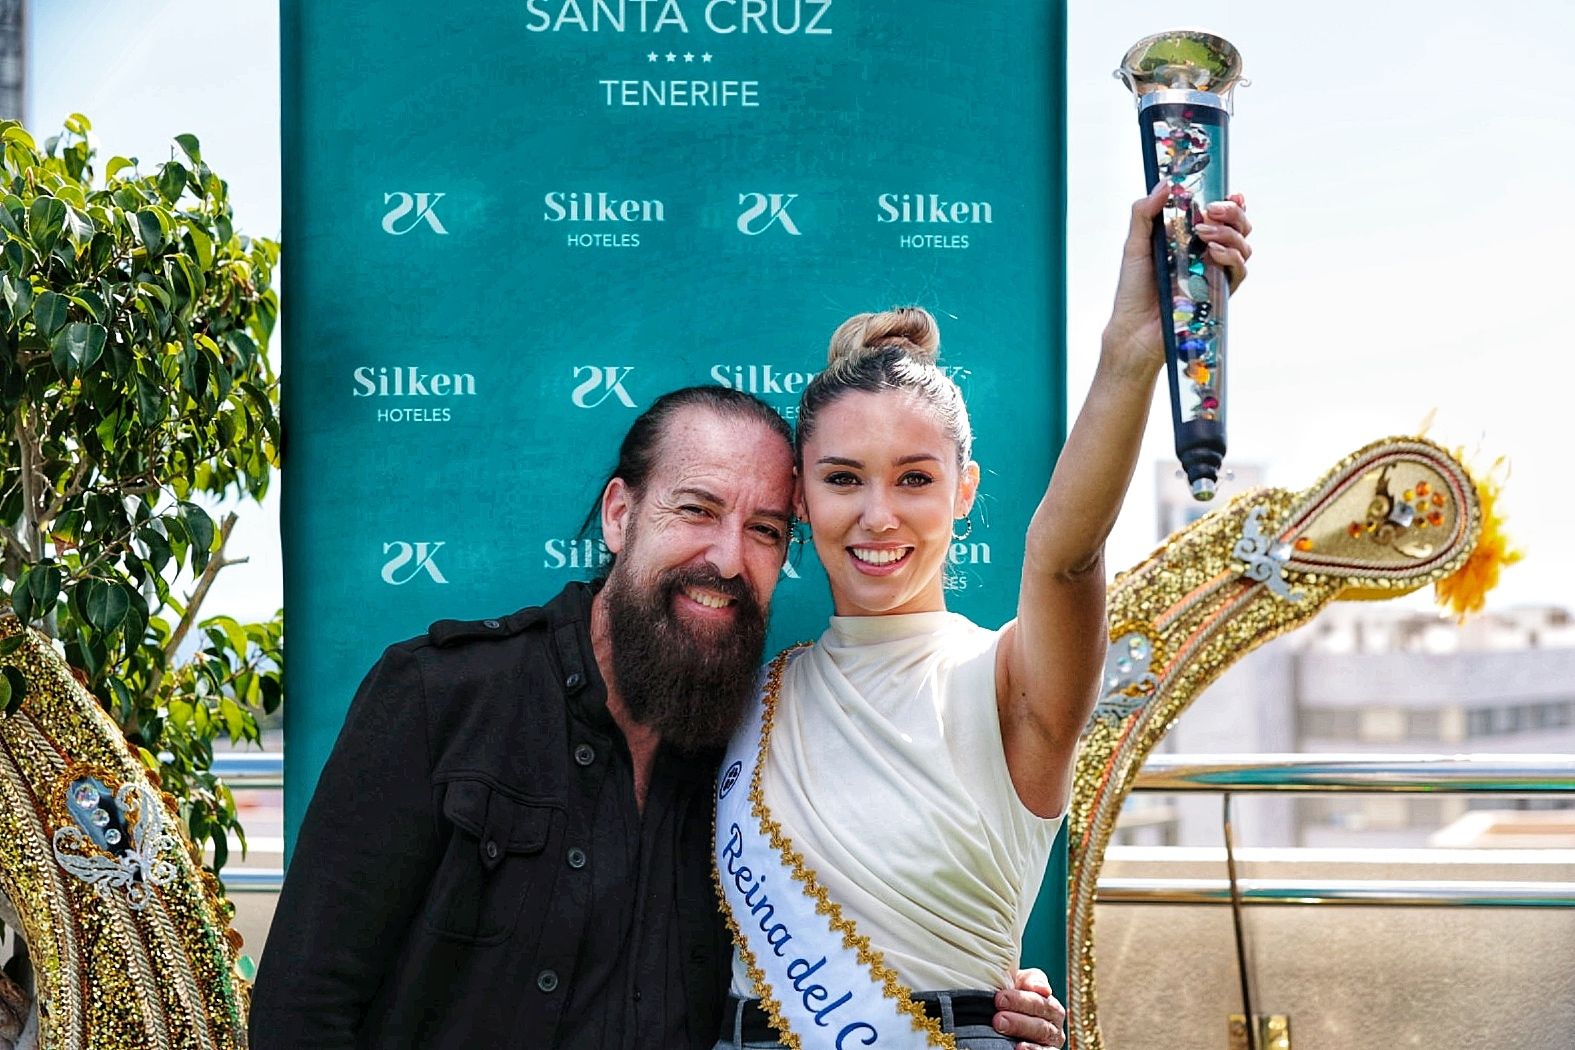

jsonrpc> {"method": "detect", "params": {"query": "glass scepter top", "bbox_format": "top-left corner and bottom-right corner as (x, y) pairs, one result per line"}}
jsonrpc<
(1116, 30), (1244, 99)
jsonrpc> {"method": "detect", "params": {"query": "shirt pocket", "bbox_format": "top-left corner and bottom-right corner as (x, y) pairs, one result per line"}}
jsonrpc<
(423, 778), (557, 946)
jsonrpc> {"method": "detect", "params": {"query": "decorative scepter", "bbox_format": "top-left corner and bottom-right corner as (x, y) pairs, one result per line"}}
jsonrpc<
(1117, 30), (1246, 500)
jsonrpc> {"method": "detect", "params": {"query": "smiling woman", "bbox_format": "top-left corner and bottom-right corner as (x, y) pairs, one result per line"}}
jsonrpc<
(713, 181), (1253, 1050)
(796, 313), (979, 619)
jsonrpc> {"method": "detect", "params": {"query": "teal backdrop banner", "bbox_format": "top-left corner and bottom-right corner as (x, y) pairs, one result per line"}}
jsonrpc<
(282, 0), (1068, 988)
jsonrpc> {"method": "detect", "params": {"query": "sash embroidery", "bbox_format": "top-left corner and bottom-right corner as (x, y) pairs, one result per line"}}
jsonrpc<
(713, 647), (956, 1050)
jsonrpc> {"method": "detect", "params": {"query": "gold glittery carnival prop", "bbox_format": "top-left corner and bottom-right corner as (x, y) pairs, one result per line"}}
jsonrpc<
(0, 616), (249, 1050)
(1068, 436), (1503, 1050)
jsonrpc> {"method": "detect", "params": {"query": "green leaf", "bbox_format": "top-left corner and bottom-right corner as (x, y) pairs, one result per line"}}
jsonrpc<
(68, 290), (107, 323)
(260, 675), (282, 716)
(134, 371), (164, 418)
(187, 223), (213, 269)
(1, 125), (34, 149)
(32, 290), (68, 336)
(174, 134), (202, 166)
(0, 635), (24, 658)
(51, 322), (106, 376)
(219, 696), (245, 740)
(88, 232), (114, 272)
(157, 161), (187, 204)
(10, 566), (33, 624)
(180, 503), (215, 572)
(139, 527), (172, 573)
(105, 155), (134, 181)
(6, 276), (30, 318)
(2, 239), (29, 274)
(211, 615), (248, 655)
(135, 209), (167, 255)
(0, 665), (25, 716)
(111, 186), (141, 213)
(28, 196), (66, 255)
(109, 677), (133, 722)
(31, 564), (61, 616)
(104, 338), (133, 383)
(78, 577), (131, 633)
(64, 113), (91, 135)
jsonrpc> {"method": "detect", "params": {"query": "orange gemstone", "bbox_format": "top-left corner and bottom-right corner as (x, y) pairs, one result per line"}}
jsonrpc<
(1428, 510), (1444, 526)
(1432, 492), (1445, 506)
(1295, 537), (1314, 551)
(1347, 523), (1363, 538)
(1416, 481), (1430, 496)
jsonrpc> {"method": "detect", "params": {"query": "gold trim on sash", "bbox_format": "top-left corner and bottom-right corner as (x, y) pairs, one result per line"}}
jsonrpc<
(713, 647), (957, 1050)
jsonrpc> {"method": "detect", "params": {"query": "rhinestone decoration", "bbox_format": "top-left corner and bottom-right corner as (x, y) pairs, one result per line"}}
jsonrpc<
(1091, 630), (1161, 724)
(0, 618), (251, 1049)
(1068, 436), (1485, 1050)
(1232, 506), (1303, 602)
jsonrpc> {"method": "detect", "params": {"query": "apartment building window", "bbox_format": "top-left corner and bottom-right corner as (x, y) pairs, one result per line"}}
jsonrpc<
(1301, 708), (1360, 739)
(1466, 700), (1575, 738)
(1406, 710), (1441, 741)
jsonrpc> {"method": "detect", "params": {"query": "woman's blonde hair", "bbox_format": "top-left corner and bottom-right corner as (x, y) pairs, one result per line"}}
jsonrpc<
(797, 306), (972, 465)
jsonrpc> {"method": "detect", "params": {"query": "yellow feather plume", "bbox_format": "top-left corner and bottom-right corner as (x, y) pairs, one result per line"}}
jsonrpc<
(1434, 456), (1522, 620)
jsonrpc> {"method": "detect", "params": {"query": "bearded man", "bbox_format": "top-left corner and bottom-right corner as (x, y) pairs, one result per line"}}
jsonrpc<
(251, 387), (1064, 1050)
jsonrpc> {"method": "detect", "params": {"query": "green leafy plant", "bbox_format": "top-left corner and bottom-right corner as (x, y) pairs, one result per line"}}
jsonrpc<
(0, 114), (281, 879)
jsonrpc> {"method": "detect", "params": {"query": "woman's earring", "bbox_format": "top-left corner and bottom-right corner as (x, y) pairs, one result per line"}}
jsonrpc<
(952, 515), (973, 541)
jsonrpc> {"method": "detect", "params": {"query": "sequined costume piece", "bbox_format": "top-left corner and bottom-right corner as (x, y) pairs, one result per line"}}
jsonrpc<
(0, 616), (249, 1050)
(1068, 436), (1485, 1050)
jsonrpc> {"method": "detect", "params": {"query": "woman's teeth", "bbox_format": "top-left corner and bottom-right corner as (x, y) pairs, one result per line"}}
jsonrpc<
(850, 548), (909, 566)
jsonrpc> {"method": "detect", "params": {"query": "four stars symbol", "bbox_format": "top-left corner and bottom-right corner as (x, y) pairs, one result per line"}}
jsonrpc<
(647, 51), (715, 63)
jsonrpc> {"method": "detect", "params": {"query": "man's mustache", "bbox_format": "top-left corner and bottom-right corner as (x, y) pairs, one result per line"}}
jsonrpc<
(660, 565), (757, 609)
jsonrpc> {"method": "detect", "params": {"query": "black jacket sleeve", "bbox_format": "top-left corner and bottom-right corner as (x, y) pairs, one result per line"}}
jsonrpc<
(249, 643), (443, 1048)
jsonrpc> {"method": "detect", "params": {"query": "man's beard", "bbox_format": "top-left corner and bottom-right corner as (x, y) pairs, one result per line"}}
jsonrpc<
(602, 560), (768, 752)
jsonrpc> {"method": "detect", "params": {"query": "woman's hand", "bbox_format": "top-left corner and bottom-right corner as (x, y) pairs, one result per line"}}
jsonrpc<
(993, 967), (1067, 1049)
(1101, 183), (1252, 372)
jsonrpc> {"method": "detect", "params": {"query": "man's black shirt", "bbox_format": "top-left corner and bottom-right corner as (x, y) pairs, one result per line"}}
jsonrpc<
(250, 583), (729, 1049)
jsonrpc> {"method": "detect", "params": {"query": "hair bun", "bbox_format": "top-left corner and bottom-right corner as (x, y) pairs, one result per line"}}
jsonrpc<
(826, 306), (941, 369)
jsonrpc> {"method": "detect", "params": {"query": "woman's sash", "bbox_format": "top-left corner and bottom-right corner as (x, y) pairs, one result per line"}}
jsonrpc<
(714, 648), (956, 1049)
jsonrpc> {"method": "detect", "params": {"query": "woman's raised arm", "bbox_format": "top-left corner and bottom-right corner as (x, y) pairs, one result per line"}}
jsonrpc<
(996, 183), (1251, 817)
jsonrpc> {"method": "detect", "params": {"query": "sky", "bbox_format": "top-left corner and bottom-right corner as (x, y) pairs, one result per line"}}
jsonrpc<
(28, 0), (1575, 622)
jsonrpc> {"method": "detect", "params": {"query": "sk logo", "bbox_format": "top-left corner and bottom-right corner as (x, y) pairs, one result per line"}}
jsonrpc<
(381, 541), (448, 585)
(381, 192), (449, 235)
(718, 761), (743, 800)
(571, 365), (637, 409)
(736, 193), (800, 236)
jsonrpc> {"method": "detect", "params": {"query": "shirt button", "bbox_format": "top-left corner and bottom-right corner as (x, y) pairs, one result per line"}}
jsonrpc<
(565, 671), (584, 690)
(567, 847), (587, 869)
(536, 969), (559, 993)
(632, 988), (642, 1002)
(484, 840), (499, 861)
(483, 619), (501, 629)
(574, 744), (595, 766)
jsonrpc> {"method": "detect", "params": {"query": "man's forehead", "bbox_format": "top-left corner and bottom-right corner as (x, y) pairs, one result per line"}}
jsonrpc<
(654, 409), (793, 507)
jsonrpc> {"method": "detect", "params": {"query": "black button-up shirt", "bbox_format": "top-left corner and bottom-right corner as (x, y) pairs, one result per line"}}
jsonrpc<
(251, 583), (729, 1050)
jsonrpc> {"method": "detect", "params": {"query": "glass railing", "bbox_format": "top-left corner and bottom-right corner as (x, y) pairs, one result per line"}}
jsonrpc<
(212, 752), (1575, 907)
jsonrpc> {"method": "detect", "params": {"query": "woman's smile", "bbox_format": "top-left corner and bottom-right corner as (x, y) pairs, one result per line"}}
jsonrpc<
(847, 544), (915, 575)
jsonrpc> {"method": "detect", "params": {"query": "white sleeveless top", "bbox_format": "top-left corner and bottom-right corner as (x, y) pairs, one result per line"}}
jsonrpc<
(729, 611), (1063, 994)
